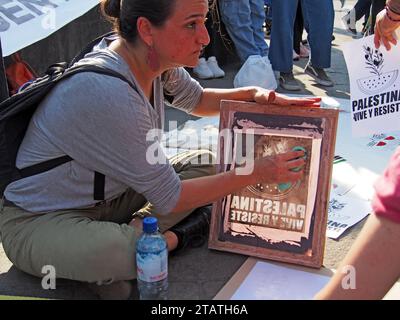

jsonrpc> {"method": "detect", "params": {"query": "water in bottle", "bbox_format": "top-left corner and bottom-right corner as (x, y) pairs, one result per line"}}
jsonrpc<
(136, 217), (168, 300)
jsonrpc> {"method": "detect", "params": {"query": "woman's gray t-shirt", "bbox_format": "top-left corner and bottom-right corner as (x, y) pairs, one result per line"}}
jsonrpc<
(4, 45), (203, 214)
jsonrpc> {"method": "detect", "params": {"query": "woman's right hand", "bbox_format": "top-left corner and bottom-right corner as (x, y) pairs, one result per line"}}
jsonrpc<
(251, 150), (306, 185)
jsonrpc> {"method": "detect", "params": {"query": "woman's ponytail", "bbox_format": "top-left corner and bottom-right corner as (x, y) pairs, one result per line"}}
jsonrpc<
(101, 0), (121, 20)
(100, 0), (176, 43)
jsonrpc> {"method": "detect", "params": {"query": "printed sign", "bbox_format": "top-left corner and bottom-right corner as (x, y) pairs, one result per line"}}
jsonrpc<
(327, 189), (371, 239)
(342, 35), (400, 137)
(209, 100), (339, 268)
(0, 0), (99, 56)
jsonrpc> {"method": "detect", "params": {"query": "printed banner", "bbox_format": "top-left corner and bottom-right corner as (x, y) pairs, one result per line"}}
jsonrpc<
(342, 35), (400, 137)
(0, 0), (99, 57)
(327, 159), (373, 239)
(327, 188), (371, 240)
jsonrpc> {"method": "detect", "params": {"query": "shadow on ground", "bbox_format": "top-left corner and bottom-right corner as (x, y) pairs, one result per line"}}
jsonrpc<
(0, 266), (96, 300)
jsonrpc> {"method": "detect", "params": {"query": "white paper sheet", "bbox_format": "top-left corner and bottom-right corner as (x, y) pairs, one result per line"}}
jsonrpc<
(1, 0), (99, 56)
(327, 187), (372, 239)
(223, 259), (400, 300)
(231, 261), (331, 300)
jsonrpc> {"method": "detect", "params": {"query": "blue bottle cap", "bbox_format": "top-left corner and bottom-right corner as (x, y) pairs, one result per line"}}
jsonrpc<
(143, 217), (158, 233)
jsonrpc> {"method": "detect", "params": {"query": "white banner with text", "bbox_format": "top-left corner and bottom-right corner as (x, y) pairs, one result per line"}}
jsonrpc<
(0, 0), (99, 57)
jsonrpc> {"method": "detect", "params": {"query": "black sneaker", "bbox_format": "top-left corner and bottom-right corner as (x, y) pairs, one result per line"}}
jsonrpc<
(169, 206), (212, 252)
(305, 65), (334, 87)
(279, 72), (302, 91)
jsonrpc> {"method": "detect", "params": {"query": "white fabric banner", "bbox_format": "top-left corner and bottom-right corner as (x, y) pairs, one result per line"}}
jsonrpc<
(342, 35), (400, 137)
(0, 0), (99, 57)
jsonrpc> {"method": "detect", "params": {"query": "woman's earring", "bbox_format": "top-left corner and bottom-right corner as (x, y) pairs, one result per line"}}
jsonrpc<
(147, 46), (160, 71)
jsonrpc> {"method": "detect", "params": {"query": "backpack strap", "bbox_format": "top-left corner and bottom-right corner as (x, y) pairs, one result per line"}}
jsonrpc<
(62, 64), (136, 91)
(19, 155), (73, 178)
(94, 171), (106, 201)
(69, 31), (118, 67)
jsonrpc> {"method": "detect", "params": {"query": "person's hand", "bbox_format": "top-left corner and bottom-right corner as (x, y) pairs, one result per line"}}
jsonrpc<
(252, 150), (306, 184)
(374, 8), (400, 50)
(253, 88), (321, 107)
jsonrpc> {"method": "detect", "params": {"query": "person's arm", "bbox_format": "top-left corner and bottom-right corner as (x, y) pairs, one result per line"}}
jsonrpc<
(171, 150), (306, 213)
(191, 87), (322, 117)
(388, 0), (400, 16)
(317, 149), (400, 300)
(374, 1), (400, 50)
(315, 213), (400, 300)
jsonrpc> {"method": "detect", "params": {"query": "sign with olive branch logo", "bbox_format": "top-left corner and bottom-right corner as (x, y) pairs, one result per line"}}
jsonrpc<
(357, 45), (398, 95)
(343, 36), (400, 137)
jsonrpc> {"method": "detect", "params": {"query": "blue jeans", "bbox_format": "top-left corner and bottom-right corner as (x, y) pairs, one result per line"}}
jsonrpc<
(219, 0), (269, 63)
(269, 0), (334, 73)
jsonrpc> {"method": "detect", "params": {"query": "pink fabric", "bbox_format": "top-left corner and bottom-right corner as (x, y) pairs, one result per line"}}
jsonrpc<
(372, 147), (400, 223)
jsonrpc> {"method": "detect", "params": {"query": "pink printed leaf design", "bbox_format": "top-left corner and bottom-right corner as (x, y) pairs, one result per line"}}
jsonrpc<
(384, 136), (395, 140)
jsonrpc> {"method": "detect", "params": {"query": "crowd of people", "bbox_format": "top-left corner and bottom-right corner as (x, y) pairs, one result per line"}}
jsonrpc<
(192, 0), (335, 91)
(193, 0), (394, 91)
(0, 0), (399, 300)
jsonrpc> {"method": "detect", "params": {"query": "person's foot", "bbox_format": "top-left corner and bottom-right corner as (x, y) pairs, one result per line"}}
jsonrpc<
(207, 56), (225, 78)
(305, 64), (334, 87)
(193, 57), (214, 79)
(169, 206), (212, 252)
(279, 72), (302, 91)
(341, 11), (357, 35)
(88, 280), (134, 300)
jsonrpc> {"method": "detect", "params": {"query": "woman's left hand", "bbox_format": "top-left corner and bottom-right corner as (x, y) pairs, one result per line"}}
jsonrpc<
(253, 89), (321, 107)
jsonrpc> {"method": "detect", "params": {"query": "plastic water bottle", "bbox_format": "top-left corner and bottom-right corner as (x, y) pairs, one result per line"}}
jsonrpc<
(136, 217), (168, 300)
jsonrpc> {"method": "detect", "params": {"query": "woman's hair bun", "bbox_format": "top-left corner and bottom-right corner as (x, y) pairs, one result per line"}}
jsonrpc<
(101, 0), (121, 19)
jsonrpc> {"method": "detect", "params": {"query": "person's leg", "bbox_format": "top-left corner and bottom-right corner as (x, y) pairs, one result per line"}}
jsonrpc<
(342, 0), (372, 35)
(0, 204), (140, 284)
(370, 0), (386, 33)
(269, 0), (301, 91)
(202, 11), (226, 78)
(249, 0), (269, 57)
(204, 11), (217, 58)
(354, 0), (372, 21)
(193, 12), (214, 80)
(301, 0), (334, 69)
(218, 0), (261, 62)
(293, 1), (304, 55)
(268, 0), (298, 72)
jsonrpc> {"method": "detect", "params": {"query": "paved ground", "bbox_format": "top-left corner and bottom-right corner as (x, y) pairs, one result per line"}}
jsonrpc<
(0, 0), (379, 300)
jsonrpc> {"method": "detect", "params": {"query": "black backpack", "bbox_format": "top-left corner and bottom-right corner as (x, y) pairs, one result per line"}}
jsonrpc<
(0, 32), (136, 200)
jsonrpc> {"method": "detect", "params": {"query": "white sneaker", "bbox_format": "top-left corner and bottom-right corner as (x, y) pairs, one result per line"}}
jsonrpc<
(207, 56), (225, 78)
(341, 10), (357, 35)
(193, 58), (214, 79)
